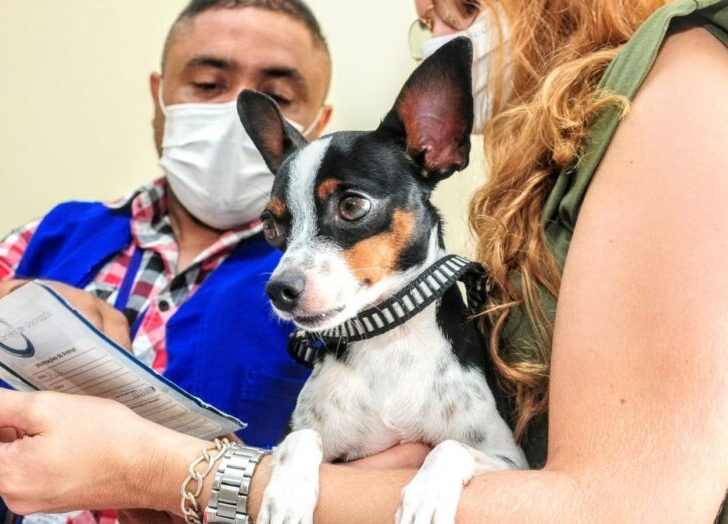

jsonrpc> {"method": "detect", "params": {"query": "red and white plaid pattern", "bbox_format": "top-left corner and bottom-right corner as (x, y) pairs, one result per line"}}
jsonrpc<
(0, 178), (263, 372)
(0, 218), (40, 281)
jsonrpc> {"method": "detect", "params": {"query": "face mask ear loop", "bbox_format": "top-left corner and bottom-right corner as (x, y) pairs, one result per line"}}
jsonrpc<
(158, 78), (168, 117)
(301, 105), (325, 139)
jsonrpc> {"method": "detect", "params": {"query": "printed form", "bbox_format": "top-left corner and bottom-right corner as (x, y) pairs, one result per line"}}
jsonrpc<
(0, 281), (244, 439)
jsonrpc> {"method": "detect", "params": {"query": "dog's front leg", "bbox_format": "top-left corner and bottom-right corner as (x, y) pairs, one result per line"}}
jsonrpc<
(395, 440), (515, 524)
(257, 429), (323, 524)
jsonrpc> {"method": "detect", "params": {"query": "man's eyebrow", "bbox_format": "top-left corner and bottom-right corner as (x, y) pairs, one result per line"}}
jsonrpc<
(185, 55), (238, 72)
(261, 67), (306, 89)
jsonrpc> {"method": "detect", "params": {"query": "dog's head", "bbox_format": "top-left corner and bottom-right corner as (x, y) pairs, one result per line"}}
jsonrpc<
(238, 38), (473, 331)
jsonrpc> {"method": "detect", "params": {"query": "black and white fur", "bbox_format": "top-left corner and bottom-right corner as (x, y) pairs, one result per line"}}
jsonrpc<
(238, 38), (527, 524)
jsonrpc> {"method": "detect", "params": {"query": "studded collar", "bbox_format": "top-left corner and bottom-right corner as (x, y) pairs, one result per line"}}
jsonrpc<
(287, 255), (489, 367)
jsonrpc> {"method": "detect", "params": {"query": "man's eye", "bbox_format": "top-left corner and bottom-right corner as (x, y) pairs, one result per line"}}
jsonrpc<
(265, 93), (292, 106)
(193, 82), (224, 93)
(338, 195), (371, 222)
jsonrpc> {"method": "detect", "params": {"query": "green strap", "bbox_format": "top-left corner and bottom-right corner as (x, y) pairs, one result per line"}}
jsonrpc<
(542, 0), (728, 243)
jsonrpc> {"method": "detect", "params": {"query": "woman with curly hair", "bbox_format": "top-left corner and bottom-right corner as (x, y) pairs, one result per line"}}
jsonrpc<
(1, 0), (727, 521)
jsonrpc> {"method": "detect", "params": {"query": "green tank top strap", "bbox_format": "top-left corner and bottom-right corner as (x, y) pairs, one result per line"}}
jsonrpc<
(543, 0), (728, 256)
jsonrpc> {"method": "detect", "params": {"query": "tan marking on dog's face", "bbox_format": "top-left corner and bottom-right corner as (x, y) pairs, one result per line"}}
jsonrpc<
(342, 210), (415, 285)
(267, 197), (287, 218)
(316, 178), (340, 201)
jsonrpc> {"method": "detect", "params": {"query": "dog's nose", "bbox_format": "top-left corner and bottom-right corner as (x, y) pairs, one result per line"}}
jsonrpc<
(266, 272), (306, 312)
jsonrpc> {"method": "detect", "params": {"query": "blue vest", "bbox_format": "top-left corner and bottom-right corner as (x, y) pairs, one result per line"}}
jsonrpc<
(13, 200), (309, 447)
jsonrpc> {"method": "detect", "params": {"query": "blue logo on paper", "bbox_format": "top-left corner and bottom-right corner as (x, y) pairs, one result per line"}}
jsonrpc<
(0, 318), (35, 358)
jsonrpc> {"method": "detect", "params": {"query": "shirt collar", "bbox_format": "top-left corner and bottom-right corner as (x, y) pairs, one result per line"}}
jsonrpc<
(106, 178), (264, 265)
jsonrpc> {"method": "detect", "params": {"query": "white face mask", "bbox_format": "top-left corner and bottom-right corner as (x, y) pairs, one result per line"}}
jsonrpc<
(158, 89), (317, 230)
(420, 10), (502, 134)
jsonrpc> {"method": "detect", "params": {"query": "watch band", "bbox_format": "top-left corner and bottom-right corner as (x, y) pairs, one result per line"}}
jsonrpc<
(205, 444), (269, 523)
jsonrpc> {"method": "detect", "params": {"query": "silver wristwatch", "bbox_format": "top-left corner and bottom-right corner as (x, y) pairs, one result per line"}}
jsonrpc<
(205, 444), (269, 523)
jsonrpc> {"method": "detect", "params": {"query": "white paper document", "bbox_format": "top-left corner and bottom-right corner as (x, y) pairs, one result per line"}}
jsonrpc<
(0, 281), (245, 439)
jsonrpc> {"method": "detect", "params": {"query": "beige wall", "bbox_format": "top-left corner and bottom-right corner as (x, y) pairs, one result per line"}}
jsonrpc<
(0, 0), (482, 256)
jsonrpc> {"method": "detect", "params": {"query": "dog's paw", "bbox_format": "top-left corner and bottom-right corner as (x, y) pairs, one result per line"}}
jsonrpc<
(394, 440), (475, 524)
(256, 429), (323, 524)
(257, 480), (317, 524)
(395, 473), (464, 524)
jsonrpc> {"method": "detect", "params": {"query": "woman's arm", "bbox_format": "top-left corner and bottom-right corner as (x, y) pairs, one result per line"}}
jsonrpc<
(0, 390), (578, 521)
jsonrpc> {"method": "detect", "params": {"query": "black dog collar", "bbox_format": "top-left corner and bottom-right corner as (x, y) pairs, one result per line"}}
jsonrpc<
(287, 255), (489, 367)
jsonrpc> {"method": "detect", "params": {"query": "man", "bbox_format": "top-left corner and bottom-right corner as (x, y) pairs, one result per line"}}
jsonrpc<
(0, 0), (332, 448)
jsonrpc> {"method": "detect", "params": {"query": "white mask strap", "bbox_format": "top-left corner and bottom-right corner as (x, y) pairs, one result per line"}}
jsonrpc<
(158, 77), (168, 116)
(297, 105), (325, 139)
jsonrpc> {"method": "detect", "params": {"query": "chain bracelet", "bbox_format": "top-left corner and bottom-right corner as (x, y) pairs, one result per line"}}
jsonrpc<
(180, 438), (231, 524)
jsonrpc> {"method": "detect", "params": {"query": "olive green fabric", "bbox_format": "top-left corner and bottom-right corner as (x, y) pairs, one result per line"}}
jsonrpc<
(498, 0), (728, 519)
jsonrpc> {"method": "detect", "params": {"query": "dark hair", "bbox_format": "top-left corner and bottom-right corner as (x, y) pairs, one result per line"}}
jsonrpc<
(176, 0), (328, 51)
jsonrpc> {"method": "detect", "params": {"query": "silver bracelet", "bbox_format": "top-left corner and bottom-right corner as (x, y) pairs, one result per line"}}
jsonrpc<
(205, 444), (269, 523)
(180, 438), (232, 524)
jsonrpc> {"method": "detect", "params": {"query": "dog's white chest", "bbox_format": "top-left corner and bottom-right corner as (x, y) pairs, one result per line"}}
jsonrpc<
(289, 308), (510, 462)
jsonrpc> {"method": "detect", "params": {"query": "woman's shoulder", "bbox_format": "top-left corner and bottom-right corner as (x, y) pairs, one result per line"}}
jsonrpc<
(565, 22), (728, 307)
(582, 22), (728, 224)
(548, 23), (728, 243)
(596, 25), (728, 195)
(642, 24), (728, 106)
(558, 20), (728, 330)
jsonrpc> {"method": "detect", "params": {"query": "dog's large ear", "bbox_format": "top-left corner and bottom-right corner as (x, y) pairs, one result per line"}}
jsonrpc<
(237, 89), (308, 174)
(377, 37), (474, 184)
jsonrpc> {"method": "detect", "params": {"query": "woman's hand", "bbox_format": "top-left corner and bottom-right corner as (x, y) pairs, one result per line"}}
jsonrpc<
(347, 443), (431, 469)
(0, 389), (205, 516)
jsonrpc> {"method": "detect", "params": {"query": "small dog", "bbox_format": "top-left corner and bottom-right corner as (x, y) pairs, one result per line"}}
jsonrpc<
(238, 38), (527, 524)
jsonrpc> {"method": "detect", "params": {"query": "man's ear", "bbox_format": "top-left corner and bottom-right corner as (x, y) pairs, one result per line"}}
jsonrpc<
(237, 90), (308, 174)
(376, 37), (474, 184)
(149, 72), (164, 157)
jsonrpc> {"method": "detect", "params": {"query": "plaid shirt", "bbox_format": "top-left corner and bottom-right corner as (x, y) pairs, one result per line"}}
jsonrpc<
(0, 178), (263, 373)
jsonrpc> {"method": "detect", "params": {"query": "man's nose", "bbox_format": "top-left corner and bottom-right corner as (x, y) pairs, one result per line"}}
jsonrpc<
(266, 272), (306, 312)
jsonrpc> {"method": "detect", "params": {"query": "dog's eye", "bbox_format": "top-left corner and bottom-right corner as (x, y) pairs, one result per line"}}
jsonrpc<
(262, 217), (281, 242)
(338, 196), (371, 222)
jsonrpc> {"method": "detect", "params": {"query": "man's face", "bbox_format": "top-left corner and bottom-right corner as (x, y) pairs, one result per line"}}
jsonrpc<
(151, 7), (332, 154)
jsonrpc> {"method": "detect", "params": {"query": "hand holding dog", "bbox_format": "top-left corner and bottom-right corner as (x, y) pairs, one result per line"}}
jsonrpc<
(347, 443), (431, 470)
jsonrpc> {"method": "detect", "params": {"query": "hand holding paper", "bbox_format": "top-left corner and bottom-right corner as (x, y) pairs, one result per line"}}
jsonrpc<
(0, 281), (244, 439)
(0, 387), (206, 515)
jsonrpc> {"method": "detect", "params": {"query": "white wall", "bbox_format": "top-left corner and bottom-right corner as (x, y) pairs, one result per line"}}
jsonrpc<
(0, 0), (482, 256)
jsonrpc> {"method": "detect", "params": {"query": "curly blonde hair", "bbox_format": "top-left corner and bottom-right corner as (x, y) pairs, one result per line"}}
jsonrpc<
(468, 0), (668, 439)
